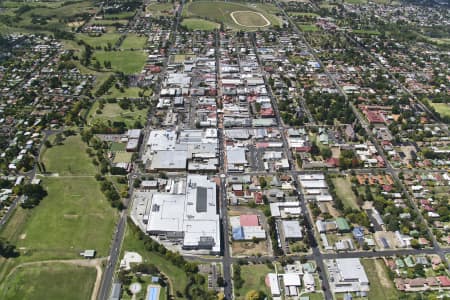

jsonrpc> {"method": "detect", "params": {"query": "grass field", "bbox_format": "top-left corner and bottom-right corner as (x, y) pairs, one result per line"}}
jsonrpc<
(361, 259), (399, 300)
(93, 50), (147, 74)
(41, 135), (97, 176)
(302, 293), (324, 300)
(88, 102), (148, 128)
(16, 177), (117, 258)
(113, 151), (132, 163)
(103, 86), (151, 99)
(288, 12), (320, 17)
(345, 0), (368, 3)
(332, 177), (359, 210)
(235, 264), (272, 299)
(146, 2), (174, 16)
(431, 103), (450, 117)
(0, 263), (96, 300)
(120, 34), (148, 49)
(298, 24), (319, 32)
(183, 1), (280, 31)
(76, 33), (122, 48)
(5, 1), (97, 32)
(181, 18), (220, 31)
(352, 29), (380, 35)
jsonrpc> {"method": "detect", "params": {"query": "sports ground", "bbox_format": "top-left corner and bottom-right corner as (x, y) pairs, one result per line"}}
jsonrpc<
(182, 1), (281, 31)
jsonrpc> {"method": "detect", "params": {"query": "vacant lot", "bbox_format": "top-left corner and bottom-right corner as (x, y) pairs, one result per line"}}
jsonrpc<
(0, 263), (96, 300)
(183, 1), (280, 30)
(181, 18), (220, 31)
(361, 259), (399, 300)
(16, 177), (117, 258)
(41, 135), (97, 176)
(232, 240), (269, 257)
(332, 177), (359, 210)
(236, 264), (272, 299)
(93, 50), (147, 74)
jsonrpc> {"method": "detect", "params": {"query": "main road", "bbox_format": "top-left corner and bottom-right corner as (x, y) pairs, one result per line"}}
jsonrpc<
(97, 2), (185, 299)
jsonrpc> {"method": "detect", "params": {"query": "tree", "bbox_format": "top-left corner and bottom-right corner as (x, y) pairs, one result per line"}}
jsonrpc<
(217, 276), (225, 287)
(0, 238), (19, 258)
(259, 177), (267, 189)
(321, 147), (332, 159)
(20, 184), (47, 209)
(245, 290), (261, 300)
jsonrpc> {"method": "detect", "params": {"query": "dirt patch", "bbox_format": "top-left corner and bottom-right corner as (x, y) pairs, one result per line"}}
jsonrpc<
(375, 259), (392, 288)
(67, 21), (84, 27)
(64, 214), (80, 219)
(325, 202), (341, 218)
(232, 240), (269, 257)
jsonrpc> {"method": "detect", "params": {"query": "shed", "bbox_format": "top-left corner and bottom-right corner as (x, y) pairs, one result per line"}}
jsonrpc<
(336, 217), (350, 233)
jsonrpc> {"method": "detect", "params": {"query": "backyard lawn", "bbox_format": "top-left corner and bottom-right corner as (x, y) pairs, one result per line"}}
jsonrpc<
(0, 263), (96, 300)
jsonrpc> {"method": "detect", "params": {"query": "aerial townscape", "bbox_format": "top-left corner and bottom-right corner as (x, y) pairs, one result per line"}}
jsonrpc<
(0, 0), (449, 299)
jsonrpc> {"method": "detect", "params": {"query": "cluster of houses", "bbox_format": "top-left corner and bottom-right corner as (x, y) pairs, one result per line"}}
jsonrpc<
(403, 171), (450, 245)
(383, 255), (450, 292)
(266, 261), (317, 298)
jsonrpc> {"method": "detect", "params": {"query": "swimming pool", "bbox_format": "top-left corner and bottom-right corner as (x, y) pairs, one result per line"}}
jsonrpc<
(147, 286), (160, 300)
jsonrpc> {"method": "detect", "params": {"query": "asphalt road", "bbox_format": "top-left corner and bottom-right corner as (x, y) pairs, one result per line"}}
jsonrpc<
(250, 31), (334, 300)
(97, 2), (185, 299)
